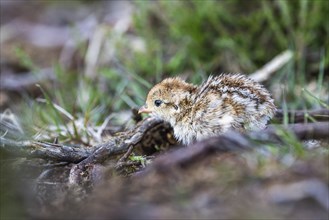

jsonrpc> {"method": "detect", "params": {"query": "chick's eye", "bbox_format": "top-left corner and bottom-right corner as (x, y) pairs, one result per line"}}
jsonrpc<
(154, 100), (162, 107)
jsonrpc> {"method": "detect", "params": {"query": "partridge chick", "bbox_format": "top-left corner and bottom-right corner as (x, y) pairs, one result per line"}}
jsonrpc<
(139, 74), (276, 145)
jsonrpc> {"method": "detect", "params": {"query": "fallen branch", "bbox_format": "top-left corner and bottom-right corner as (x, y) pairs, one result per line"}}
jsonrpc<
(68, 117), (169, 186)
(1, 109), (327, 165)
(274, 109), (329, 123)
(1, 112), (327, 188)
(139, 122), (329, 175)
(0, 117), (171, 163)
(0, 138), (94, 163)
(255, 122), (329, 141)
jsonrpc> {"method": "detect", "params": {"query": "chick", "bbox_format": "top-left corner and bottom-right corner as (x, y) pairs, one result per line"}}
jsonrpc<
(139, 74), (276, 145)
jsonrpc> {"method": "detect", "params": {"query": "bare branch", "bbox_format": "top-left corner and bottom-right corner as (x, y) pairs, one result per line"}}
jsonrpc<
(0, 138), (94, 163)
(1, 112), (327, 188)
(0, 117), (169, 164)
(262, 121), (325, 142)
(68, 117), (166, 186)
(139, 122), (329, 175)
(274, 109), (329, 123)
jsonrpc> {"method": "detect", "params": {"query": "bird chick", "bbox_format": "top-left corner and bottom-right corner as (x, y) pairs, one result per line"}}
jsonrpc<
(139, 74), (276, 145)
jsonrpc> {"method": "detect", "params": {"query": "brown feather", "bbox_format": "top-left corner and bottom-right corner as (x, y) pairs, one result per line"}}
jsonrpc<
(139, 74), (276, 145)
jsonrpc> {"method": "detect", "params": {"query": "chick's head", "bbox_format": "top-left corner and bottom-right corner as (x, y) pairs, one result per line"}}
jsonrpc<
(139, 78), (196, 123)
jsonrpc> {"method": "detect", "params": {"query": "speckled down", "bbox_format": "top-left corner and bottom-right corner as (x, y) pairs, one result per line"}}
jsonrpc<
(141, 74), (276, 145)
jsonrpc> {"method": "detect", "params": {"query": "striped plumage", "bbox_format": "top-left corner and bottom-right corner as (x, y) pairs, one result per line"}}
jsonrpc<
(139, 74), (276, 145)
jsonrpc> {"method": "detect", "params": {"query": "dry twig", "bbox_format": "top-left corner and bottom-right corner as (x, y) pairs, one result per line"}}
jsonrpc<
(0, 138), (94, 163)
(250, 50), (293, 82)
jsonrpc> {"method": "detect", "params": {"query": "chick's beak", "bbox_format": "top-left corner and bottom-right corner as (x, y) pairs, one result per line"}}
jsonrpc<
(138, 105), (152, 114)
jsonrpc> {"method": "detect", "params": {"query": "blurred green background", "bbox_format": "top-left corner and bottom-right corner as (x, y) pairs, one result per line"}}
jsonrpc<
(0, 0), (328, 142)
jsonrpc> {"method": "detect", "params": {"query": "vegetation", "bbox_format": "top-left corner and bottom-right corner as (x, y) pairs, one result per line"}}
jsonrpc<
(1, 1), (328, 219)
(8, 0), (326, 144)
